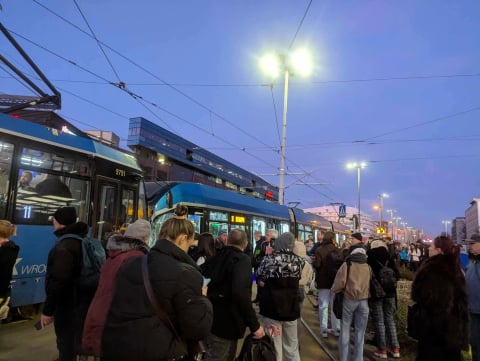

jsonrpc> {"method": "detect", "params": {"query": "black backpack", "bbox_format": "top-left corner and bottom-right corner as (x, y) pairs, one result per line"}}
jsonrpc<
(57, 234), (106, 290)
(325, 248), (344, 286)
(376, 259), (397, 293)
(236, 334), (276, 361)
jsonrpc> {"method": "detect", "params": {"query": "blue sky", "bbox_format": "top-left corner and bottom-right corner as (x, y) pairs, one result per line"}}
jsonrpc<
(1, 1), (480, 237)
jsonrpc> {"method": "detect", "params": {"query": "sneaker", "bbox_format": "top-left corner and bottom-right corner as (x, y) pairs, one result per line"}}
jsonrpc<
(391, 348), (400, 358)
(321, 330), (328, 338)
(373, 349), (387, 359)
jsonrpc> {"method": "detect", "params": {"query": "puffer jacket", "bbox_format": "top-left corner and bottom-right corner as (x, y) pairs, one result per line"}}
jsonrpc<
(257, 250), (304, 321)
(82, 235), (149, 357)
(101, 239), (213, 361)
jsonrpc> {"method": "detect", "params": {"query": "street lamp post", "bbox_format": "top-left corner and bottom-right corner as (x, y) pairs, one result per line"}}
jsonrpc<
(378, 193), (389, 230)
(442, 220), (451, 236)
(386, 209), (396, 238)
(260, 50), (313, 205)
(346, 162), (367, 231)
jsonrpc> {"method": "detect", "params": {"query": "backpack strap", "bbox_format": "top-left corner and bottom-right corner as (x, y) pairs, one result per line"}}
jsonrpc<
(141, 255), (180, 340)
(56, 233), (83, 243)
(342, 260), (351, 292)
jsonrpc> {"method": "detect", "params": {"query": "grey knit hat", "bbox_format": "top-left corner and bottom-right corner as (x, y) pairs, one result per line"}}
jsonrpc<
(124, 219), (152, 242)
(274, 232), (295, 251)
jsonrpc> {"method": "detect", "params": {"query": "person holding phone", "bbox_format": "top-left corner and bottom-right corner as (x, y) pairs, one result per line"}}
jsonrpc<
(201, 229), (265, 361)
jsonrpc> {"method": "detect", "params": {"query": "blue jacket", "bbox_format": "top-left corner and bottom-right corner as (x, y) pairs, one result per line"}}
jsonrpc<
(465, 259), (480, 314)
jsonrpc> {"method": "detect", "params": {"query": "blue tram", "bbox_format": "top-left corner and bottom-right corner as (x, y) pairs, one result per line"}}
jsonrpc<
(146, 181), (349, 247)
(0, 113), (146, 308)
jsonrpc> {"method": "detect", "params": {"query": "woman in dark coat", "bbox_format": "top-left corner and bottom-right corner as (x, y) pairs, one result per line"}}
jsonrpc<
(101, 205), (213, 361)
(411, 235), (469, 361)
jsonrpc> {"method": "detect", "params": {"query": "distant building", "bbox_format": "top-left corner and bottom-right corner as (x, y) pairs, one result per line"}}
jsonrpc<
(85, 130), (120, 147)
(127, 116), (278, 201)
(451, 217), (466, 242)
(465, 198), (480, 238)
(303, 205), (376, 237)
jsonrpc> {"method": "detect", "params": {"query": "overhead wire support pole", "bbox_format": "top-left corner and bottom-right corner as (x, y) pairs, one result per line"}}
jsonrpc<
(278, 66), (289, 205)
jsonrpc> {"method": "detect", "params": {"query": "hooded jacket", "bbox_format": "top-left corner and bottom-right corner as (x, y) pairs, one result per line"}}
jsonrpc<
(331, 249), (370, 301)
(367, 245), (400, 298)
(82, 235), (149, 356)
(101, 239), (213, 361)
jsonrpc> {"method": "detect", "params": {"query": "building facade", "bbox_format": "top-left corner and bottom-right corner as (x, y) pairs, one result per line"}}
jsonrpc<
(303, 205), (376, 237)
(451, 217), (466, 242)
(465, 198), (480, 239)
(127, 116), (278, 201)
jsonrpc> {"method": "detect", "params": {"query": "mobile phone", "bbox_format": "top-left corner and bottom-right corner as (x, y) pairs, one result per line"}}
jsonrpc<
(203, 278), (211, 287)
(34, 320), (42, 330)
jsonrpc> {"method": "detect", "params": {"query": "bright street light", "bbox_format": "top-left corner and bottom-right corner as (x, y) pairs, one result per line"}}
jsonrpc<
(346, 162), (367, 230)
(260, 49), (313, 205)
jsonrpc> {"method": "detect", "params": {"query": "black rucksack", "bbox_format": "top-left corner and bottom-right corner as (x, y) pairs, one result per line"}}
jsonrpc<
(325, 248), (344, 286)
(57, 234), (106, 290)
(376, 259), (397, 293)
(236, 334), (276, 361)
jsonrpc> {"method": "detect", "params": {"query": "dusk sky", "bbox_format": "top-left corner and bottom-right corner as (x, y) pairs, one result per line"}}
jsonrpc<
(2, 1), (479, 237)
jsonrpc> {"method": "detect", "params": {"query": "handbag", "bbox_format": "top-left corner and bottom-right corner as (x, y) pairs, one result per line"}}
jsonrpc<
(407, 303), (420, 340)
(332, 261), (351, 319)
(141, 255), (207, 361)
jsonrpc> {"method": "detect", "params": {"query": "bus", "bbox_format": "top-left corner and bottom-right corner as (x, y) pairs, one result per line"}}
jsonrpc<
(146, 181), (350, 248)
(0, 113), (146, 310)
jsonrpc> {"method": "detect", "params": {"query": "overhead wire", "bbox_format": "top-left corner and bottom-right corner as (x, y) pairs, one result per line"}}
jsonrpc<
(72, 0), (122, 83)
(5, 26), (282, 171)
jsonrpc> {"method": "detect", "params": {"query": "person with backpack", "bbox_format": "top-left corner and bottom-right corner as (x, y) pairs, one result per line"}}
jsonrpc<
(331, 247), (371, 361)
(257, 232), (304, 361)
(367, 239), (401, 359)
(313, 230), (342, 338)
(40, 206), (92, 361)
(201, 229), (265, 361)
(81, 219), (151, 358)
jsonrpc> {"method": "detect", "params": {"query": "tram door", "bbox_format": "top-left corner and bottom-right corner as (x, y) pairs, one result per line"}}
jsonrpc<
(94, 177), (137, 240)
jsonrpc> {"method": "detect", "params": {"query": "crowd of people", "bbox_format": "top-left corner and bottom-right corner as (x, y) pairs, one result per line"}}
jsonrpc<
(1, 206), (480, 361)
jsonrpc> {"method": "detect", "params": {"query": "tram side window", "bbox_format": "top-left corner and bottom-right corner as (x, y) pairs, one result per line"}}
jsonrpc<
(121, 188), (135, 226)
(14, 171), (88, 225)
(0, 141), (14, 219)
(150, 212), (173, 247)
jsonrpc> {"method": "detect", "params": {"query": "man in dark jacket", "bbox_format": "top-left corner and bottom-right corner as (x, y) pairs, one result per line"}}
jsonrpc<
(202, 229), (265, 361)
(40, 206), (90, 361)
(313, 230), (341, 338)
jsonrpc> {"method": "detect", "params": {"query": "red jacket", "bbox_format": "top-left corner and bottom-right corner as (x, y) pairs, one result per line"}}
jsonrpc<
(82, 236), (148, 356)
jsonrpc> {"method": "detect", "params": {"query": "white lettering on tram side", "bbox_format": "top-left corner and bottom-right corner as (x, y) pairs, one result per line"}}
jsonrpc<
(12, 258), (22, 276)
(21, 263), (47, 275)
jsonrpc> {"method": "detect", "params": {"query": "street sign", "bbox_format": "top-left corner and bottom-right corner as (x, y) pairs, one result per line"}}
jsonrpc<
(376, 227), (386, 234)
(339, 204), (346, 218)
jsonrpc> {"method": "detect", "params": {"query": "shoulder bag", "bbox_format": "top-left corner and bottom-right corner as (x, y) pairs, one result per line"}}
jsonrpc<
(332, 261), (351, 319)
(141, 255), (207, 361)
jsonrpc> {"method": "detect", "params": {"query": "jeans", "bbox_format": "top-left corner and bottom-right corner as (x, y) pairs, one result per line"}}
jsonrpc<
(318, 289), (340, 332)
(262, 316), (300, 361)
(472, 313), (480, 361)
(370, 297), (400, 349)
(338, 298), (369, 361)
(206, 333), (237, 361)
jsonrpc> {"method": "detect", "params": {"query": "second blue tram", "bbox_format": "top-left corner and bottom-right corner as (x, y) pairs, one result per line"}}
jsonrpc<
(146, 181), (348, 247)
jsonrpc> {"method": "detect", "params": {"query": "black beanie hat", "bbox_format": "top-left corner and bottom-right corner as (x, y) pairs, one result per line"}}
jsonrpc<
(351, 232), (363, 242)
(53, 206), (77, 226)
